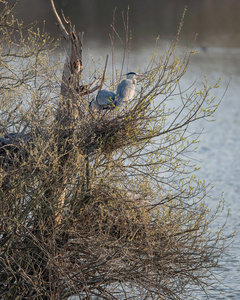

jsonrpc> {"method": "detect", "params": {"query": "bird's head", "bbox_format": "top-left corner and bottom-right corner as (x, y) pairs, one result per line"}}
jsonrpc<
(126, 72), (145, 79)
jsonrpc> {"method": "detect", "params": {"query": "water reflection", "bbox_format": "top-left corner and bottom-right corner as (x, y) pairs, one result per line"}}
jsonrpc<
(15, 0), (240, 48)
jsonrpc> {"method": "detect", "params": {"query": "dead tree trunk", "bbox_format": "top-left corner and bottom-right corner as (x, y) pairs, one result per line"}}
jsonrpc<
(50, 0), (84, 123)
(48, 0), (86, 222)
(49, 0), (107, 219)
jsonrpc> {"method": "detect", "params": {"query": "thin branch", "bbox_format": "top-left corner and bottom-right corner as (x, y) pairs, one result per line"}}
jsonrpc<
(61, 8), (70, 26)
(110, 7), (117, 89)
(50, 0), (69, 40)
(98, 55), (109, 93)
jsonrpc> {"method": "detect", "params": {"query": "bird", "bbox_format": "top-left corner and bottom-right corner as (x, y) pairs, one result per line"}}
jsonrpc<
(89, 72), (144, 111)
(115, 72), (144, 107)
(89, 89), (116, 110)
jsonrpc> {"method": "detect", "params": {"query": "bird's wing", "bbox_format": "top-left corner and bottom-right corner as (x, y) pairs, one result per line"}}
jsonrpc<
(116, 80), (135, 101)
(97, 90), (116, 106)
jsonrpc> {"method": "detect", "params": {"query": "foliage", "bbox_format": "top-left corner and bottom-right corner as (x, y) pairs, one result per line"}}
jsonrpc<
(0, 1), (230, 299)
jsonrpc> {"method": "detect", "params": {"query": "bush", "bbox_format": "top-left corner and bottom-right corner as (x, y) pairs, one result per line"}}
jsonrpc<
(0, 1), (230, 299)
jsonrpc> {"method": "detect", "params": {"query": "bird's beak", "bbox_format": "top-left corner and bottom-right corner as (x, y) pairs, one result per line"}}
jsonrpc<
(136, 73), (146, 77)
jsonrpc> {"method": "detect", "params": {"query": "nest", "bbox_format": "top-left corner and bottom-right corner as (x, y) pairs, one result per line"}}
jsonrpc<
(82, 107), (146, 155)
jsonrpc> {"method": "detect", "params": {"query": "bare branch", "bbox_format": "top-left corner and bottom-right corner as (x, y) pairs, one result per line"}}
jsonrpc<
(78, 78), (100, 96)
(61, 8), (70, 26)
(50, 0), (69, 39)
(98, 55), (109, 92)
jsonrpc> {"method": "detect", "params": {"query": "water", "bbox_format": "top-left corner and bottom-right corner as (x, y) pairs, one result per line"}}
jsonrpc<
(15, 0), (240, 48)
(188, 48), (240, 298)
(72, 44), (240, 298)
(152, 46), (240, 298)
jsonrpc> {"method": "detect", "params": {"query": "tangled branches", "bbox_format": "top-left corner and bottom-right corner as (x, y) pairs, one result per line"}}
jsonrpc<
(0, 1), (231, 299)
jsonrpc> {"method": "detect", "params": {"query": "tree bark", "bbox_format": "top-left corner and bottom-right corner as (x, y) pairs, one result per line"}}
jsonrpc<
(50, 0), (84, 123)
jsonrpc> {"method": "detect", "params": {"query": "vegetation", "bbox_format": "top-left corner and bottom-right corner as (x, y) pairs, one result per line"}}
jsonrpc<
(0, 1), (230, 299)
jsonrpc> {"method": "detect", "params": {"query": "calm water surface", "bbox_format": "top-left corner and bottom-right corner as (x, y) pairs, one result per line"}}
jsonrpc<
(186, 48), (240, 299)
(71, 43), (240, 298)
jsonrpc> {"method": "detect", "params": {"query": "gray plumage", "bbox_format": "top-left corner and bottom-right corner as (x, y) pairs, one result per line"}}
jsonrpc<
(115, 72), (144, 107)
(89, 90), (116, 110)
(89, 72), (144, 111)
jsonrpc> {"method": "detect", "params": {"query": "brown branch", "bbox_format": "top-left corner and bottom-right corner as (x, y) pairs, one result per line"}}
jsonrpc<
(61, 8), (70, 26)
(78, 56), (108, 96)
(50, 0), (69, 40)
(98, 55), (109, 93)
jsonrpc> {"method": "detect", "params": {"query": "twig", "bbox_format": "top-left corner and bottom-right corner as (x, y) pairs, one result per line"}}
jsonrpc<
(98, 55), (109, 93)
(50, 0), (69, 40)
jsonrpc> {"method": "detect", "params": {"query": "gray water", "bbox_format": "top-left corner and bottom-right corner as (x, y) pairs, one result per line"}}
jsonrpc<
(15, 0), (240, 49)
(86, 44), (240, 298)
(188, 48), (240, 299)
(144, 46), (240, 298)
